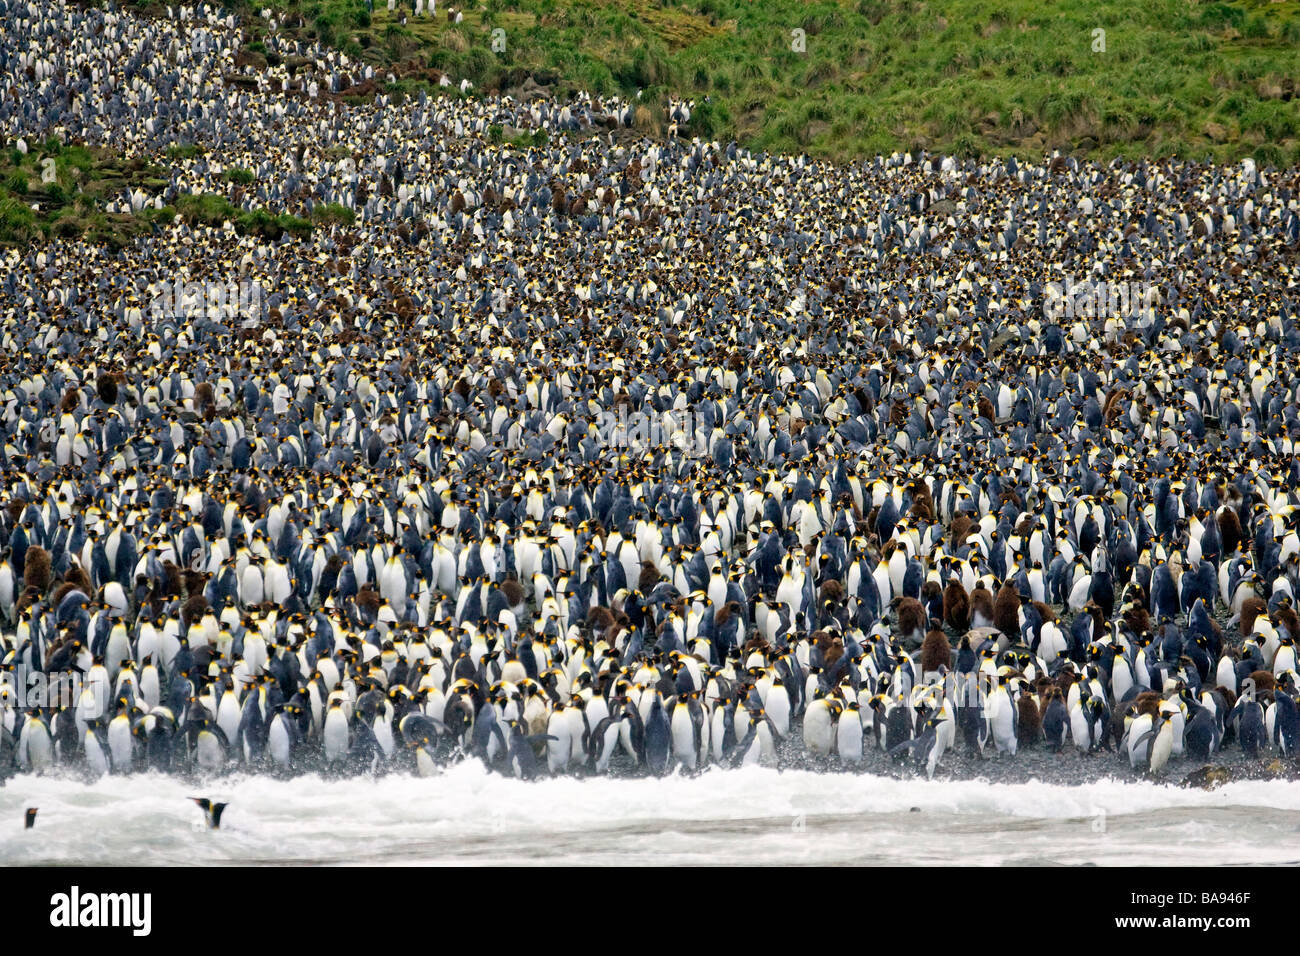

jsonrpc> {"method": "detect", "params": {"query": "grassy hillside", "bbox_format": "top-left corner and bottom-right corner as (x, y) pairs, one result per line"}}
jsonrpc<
(208, 0), (1300, 164)
(0, 138), (175, 248)
(0, 139), (352, 249)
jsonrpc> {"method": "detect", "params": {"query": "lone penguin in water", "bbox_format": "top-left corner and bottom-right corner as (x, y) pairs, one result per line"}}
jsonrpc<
(190, 797), (228, 829)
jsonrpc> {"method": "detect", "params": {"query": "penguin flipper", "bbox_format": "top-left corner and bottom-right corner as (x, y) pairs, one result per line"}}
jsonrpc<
(729, 726), (757, 767)
(587, 717), (614, 759)
(578, 708), (592, 755)
(1131, 728), (1158, 754)
(885, 733), (926, 758)
(761, 713), (782, 742)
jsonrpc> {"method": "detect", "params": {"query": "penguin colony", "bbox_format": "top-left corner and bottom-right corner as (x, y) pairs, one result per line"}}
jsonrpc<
(2, 1), (1300, 785)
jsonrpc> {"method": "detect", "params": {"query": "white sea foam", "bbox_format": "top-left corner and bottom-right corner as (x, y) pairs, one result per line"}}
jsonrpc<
(3, 764), (1296, 866)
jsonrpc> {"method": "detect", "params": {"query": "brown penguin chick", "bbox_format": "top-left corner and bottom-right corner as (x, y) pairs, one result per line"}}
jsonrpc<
(948, 513), (973, 549)
(1247, 670), (1277, 694)
(638, 560), (661, 591)
(1033, 676), (1056, 706)
(715, 600), (743, 632)
(820, 634), (845, 669)
(14, 584), (43, 616)
(1217, 509), (1244, 557)
(22, 545), (51, 594)
(355, 585), (381, 619)
(819, 578), (845, 605)
(993, 581), (1021, 636)
(943, 577), (969, 631)
(1273, 604), (1300, 644)
(96, 373), (118, 404)
(60, 387), (79, 412)
(194, 381), (216, 414)
(161, 560), (184, 598)
(1107, 701), (1131, 744)
(1134, 691), (1162, 719)
(1013, 515), (1038, 538)
(1052, 669), (1078, 697)
(1121, 601), (1150, 636)
(1030, 600), (1057, 623)
(4, 498), (24, 525)
(500, 575), (524, 609)
(920, 629), (952, 674)
(323, 552), (345, 583)
(921, 579), (943, 615)
(969, 581), (995, 627)
(1082, 600), (1107, 634)
(1017, 690), (1043, 746)
(181, 569), (209, 597)
(182, 594), (209, 627)
(51, 580), (84, 606)
(586, 605), (615, 634)
(1240, 596), (1267, 637)
(895, 596), (928, 643)
(1101, 387), (1129, 424)
(907, 481), (934, 522)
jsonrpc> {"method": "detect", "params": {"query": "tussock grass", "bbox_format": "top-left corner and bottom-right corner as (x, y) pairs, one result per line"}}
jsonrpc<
(119, 0), (1300, 164)
(0, 137), (173, 248)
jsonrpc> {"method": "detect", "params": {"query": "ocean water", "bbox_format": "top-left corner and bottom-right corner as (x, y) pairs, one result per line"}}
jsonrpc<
(3, 764), (1298, 866)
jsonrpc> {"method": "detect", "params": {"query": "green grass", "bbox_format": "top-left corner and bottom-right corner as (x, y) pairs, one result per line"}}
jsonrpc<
(0, 137), (173, 248)
(310, 201), (357, 226)
(0, 195), (38, 245)
(0, 131), (325, 248)
(24, 0), (1297, 252)
(172, 192), (315, 239)
(217, 0), (1300, 163)
(487, 123), (550, 148)
(0, 133), (329, 248)
(165, 143), (203, 161)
